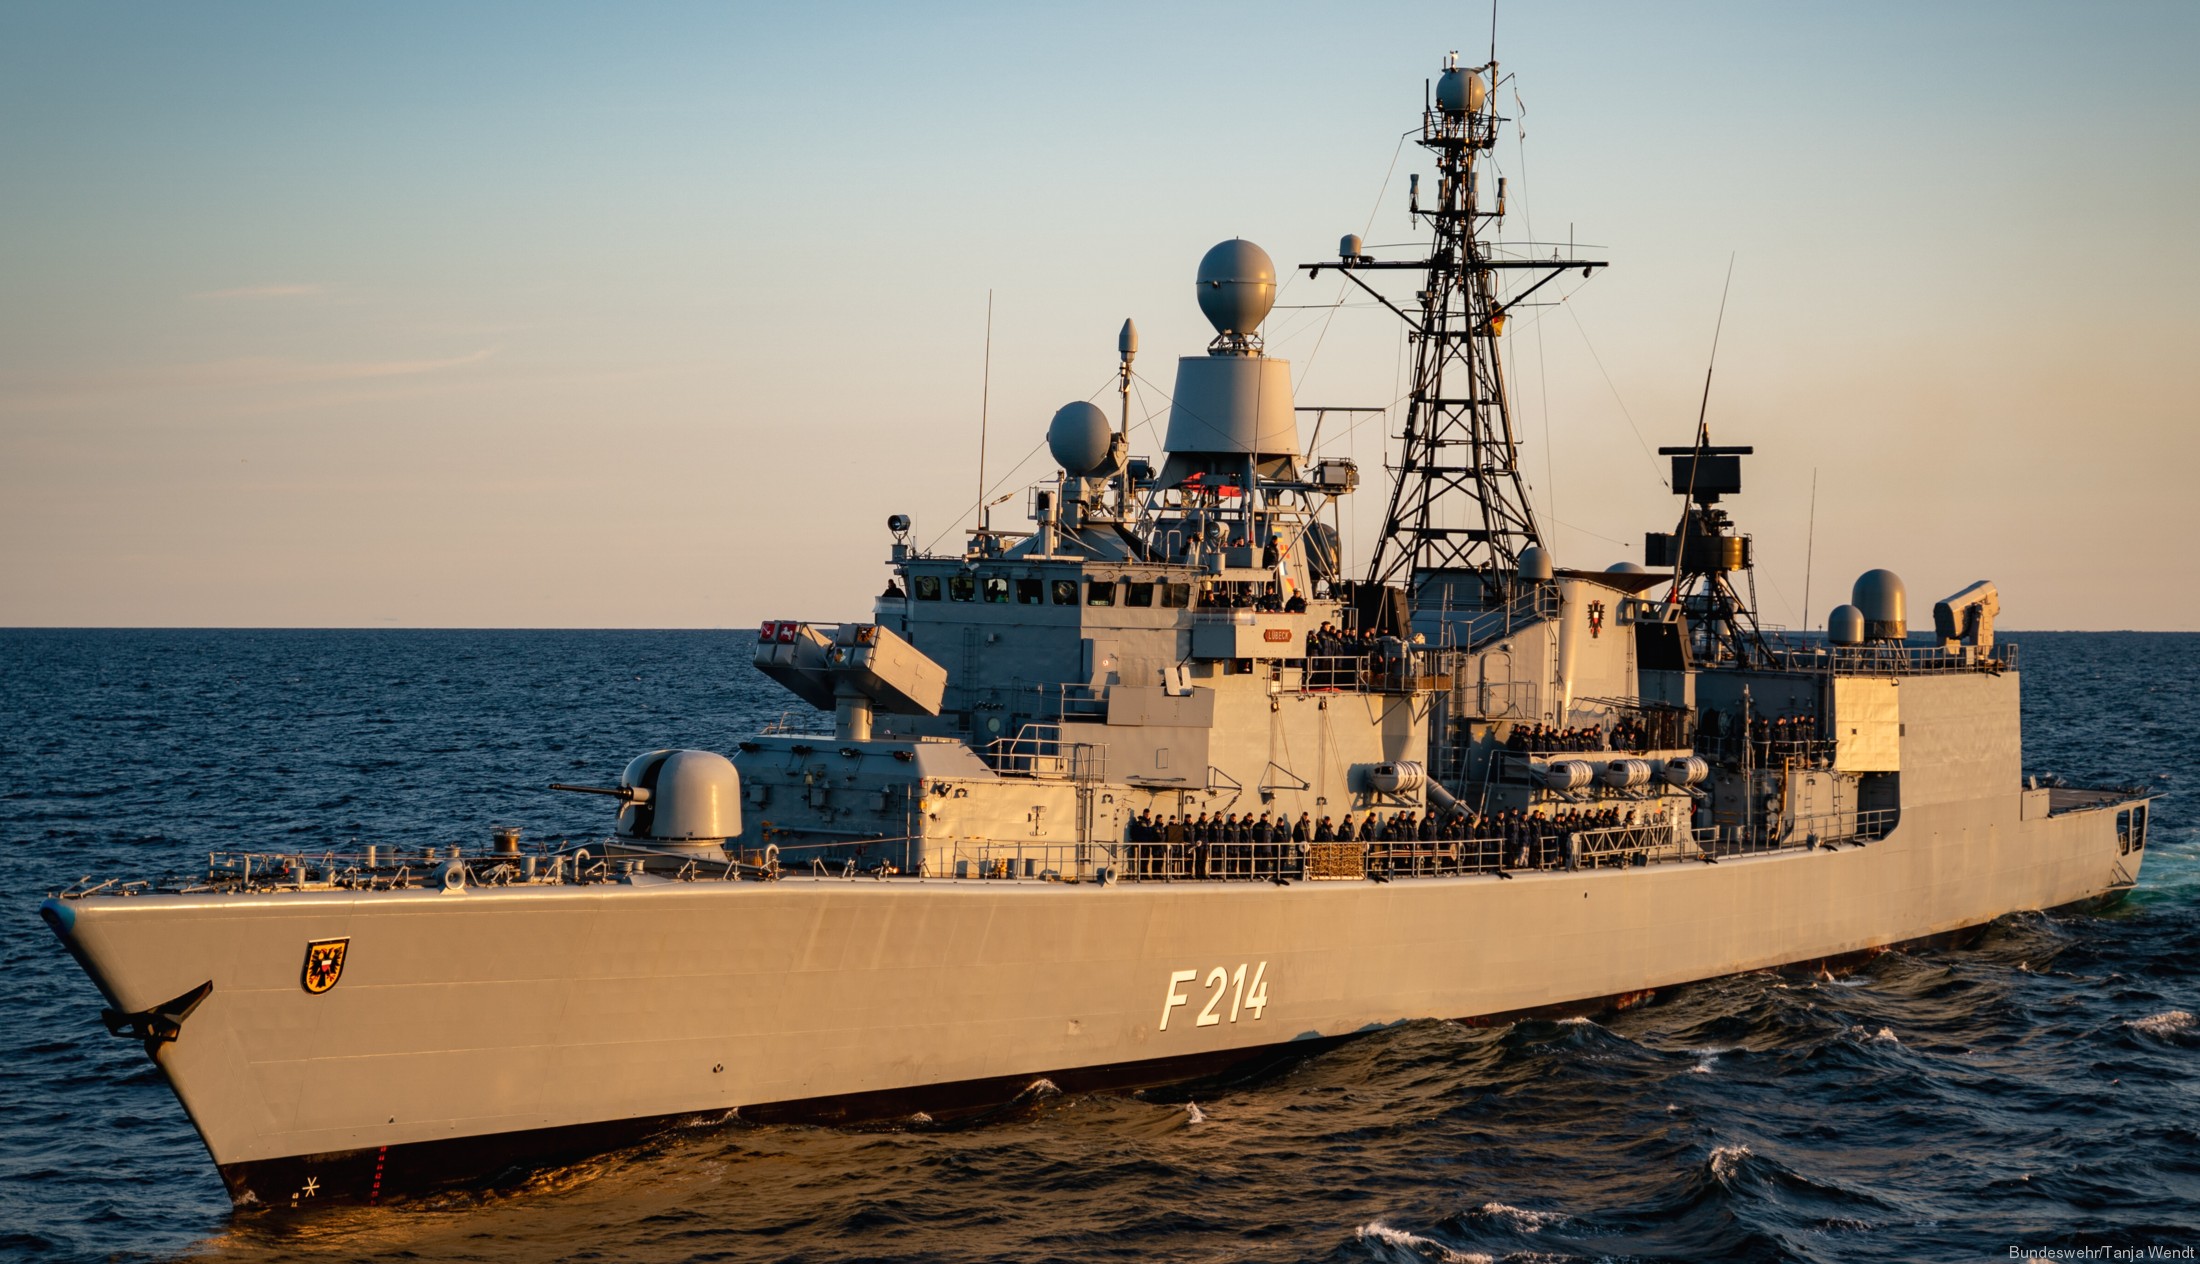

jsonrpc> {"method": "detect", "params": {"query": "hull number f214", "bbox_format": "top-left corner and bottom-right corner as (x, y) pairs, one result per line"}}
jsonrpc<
(1160, 962), (1269, 1031)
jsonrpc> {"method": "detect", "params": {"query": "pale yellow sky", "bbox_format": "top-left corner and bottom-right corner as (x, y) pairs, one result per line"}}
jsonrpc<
(3, 3), (2195, 629)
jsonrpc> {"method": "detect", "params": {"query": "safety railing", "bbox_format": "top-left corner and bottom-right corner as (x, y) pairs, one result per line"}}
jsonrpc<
(1110, 834), (1519, 882)
(1011, 681), (1109, 722)
(955, 840), (1107, 881)
(1756, 639), (2019, 677)
(1694, 733), (1841, 769)
(1684, 806), (1900, 859)
(760, 710), (833, 737)
(1568, 822), (1695, 867)
(58, 837), (790, 898)
(57, 805), (1911, 901)
(976, 723), (1105, 781)
(1434, 582), (1562, 651)
(1299, 647), (1457, 694)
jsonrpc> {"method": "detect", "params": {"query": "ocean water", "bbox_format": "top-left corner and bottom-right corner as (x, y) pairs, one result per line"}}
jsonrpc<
(1, 629), (2192, 1264)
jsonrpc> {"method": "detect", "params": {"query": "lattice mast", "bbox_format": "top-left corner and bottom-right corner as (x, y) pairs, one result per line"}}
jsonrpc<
(1304, 53), (1604, 592)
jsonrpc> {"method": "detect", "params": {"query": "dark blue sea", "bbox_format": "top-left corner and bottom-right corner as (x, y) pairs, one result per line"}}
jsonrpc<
(1, 629), (2193, 1263)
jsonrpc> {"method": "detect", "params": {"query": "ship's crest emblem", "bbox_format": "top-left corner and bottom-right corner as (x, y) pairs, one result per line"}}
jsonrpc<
(1588, 601), (1606, 638)
(301, 939), (348, 994)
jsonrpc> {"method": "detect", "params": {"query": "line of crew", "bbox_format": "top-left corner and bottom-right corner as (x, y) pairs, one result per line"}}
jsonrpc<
(1503, 716), (1667, 753)
(1125, 804), (1643, 847)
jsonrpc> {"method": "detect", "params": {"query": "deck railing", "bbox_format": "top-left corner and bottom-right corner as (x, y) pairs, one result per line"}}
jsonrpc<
(975, 723), (1104, 780)
(51, 803), (1932, 898)
(1756, 639), (2019, 677)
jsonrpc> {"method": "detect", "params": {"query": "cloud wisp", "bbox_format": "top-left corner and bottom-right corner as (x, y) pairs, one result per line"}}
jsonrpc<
(193, 283), (327, 300)
(0, 347), (503, 415)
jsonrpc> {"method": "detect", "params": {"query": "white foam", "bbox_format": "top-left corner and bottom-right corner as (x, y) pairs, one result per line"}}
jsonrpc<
(1022, 1077), (1061, 1098)
(1478, 1201), (1566, 1232)
(1558, 1015), (1592, 1025)
(1868, 1026), (1900, 1044)
(1184, 1100), (1206, 1125)
(1708, 1144), (1752, 1181)
(1689, 1046), (1734, 1075)
(1353, 1221), (1492, 1263)
(2128, 1010), (2195, 1037)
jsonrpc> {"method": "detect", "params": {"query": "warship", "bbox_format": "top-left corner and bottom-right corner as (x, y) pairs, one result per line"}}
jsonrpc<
(41, 53), (2154, 1210)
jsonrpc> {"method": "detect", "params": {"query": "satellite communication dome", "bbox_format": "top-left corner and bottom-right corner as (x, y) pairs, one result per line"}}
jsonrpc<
(1047, 401), (1113, 475)
(1436, 66), (1486, 116)
(1605, 561), (1648, 574)
(1852, 569), (1908, 641)
(1517, 544), (1554, 580)
(1195, 239), (1277, 338)
(1827, 603), (1866, 646)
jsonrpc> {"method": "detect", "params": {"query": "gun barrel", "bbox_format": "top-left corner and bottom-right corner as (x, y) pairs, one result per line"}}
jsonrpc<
(547, 783), (636, 800)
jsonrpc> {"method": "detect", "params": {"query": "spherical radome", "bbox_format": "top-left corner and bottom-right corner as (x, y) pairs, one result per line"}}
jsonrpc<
(1195, 239), (1277, 338)
(1047, 400), (1113, 475)
(1517, 544), (1555, 580)
(1851, 569), (1908, 641)
(1436, 67), (1485, 116)
(1828, 603), (1866, 646)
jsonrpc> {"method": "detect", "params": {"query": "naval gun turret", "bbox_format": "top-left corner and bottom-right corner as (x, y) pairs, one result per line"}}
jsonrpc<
(549, 747), (743, 862)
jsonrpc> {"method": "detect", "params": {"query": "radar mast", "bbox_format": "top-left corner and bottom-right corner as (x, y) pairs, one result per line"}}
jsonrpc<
(1303, 52), (1605, 600)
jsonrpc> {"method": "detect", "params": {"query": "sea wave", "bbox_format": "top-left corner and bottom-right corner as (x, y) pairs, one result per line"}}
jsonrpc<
(1354, 1220), (1493, 1263)
(2127, 1009), (2194, 1037)
(2, 629), (2193, 1264)
(1708, 1143), (1753, 1183)
(1474, 1200), (1567, 1233)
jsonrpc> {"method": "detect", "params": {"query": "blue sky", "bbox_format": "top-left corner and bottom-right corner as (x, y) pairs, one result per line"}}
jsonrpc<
(3, 2), (2194, 627)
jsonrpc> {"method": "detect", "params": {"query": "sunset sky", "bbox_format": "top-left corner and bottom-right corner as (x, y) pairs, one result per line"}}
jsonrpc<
(3, 2), (2194, 629)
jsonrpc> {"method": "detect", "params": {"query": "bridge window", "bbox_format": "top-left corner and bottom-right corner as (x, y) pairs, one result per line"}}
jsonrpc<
(948, 574), (975, 602)
(983, 577), (1010, 603)
(1016, 578), (1043, 604)
(1125, 581), (1155, 607)
(1087, 580), (1116, 606)
(1051, 579), (1078, 605)
(1162, 583), (1191, 608)
(913, 575), (941, 601)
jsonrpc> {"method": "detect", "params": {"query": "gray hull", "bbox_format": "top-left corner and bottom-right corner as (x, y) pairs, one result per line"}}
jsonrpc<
(45, 794), (2137, 1209)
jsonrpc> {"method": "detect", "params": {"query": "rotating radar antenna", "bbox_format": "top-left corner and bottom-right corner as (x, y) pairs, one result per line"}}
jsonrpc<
(1302, 52), (1606, 596)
